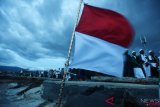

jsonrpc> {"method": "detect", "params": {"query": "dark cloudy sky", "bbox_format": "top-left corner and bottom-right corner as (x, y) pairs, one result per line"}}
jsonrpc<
(0, 0), (160, 69)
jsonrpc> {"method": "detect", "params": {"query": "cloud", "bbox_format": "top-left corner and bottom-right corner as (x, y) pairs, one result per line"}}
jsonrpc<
(0, 0), (160, 69)
(0, 0), (79, 68)
(0, 47), (15, 64)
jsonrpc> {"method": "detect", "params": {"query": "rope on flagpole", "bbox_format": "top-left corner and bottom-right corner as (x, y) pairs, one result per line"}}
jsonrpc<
(56, 0), (83, 107)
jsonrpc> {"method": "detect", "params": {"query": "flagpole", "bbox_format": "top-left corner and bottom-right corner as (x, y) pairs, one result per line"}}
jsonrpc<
(66, 0), (83, 66)
(56, 0), (83, 107)
(140, 35), (147, 51)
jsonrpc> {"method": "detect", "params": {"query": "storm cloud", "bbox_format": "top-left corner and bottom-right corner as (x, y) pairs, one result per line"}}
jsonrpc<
(0, 0), (160, 69)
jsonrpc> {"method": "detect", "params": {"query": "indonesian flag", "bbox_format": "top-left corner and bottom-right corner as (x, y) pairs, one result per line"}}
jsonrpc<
(69, 4), (134, 77)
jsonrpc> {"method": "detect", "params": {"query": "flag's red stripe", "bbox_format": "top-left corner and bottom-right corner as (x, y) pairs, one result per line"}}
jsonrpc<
(75, 4), (134, 48)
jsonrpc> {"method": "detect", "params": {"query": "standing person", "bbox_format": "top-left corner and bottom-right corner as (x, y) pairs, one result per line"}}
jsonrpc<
(158, 51), (160, 69)
(148, 50), (159, 78)
(123, 50), (134, 77)
(144, 57), (151, 78)
(158, 51), (160, 77)
(40, 71), (44, 77)
(55, 70), (60, 79)
(137, 49), (147, 77)
(131, 51), (145, 78)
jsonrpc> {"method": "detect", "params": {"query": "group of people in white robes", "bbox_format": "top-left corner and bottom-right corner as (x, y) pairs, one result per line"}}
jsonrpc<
(123, 49), (159, 78)
(131, 49), (159, 78)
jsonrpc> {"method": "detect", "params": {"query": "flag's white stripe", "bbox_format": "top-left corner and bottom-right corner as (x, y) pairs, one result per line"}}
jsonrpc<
(69, 32), (127, 77)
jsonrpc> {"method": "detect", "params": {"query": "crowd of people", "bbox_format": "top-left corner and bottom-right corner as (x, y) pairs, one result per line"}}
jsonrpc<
(18, 69), (64, 79)
(18, 49), (159, 80)
(123, 49), (159, 78)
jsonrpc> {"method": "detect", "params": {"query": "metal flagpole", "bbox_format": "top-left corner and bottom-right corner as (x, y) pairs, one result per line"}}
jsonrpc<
(140, 35), (147, 51)
(56, 0), (83, 107)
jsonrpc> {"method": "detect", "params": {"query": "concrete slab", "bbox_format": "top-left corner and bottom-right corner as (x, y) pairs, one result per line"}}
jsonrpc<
(42, 80), (159, 107)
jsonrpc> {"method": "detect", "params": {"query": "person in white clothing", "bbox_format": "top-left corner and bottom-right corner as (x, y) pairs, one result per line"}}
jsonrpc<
(137, 49), (148, 77)
(131, 51), (145, 78)
(148, 50), (159, 78)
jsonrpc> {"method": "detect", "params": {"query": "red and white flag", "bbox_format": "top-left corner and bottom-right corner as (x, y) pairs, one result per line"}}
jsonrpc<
(69, 4), (134, 77)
